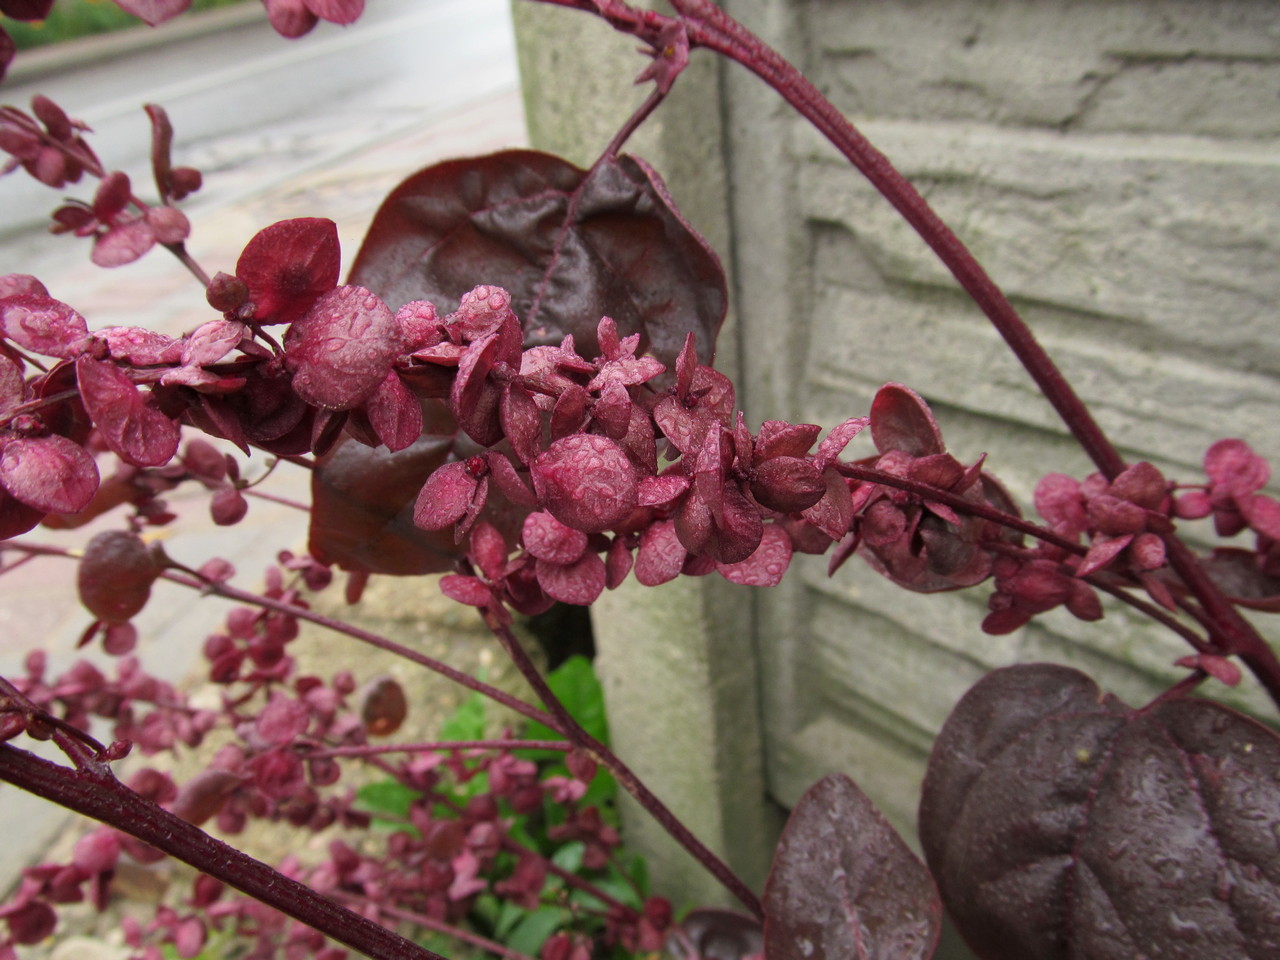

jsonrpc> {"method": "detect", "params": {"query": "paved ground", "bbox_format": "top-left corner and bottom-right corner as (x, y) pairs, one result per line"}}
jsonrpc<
(0, 0), (528, 892)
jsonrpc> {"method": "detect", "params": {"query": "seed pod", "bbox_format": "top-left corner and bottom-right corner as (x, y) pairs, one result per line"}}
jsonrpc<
(359, 676), (407, 737)
(77, 530), (158, 623)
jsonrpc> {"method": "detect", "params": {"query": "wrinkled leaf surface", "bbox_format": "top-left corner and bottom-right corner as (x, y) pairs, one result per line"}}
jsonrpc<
(764, 773), (940, 960)
(919, 663), (1280, 959)
(348, 149), (726, 371)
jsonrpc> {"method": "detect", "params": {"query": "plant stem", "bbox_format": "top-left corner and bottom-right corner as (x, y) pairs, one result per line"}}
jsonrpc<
(480, 605), (764, 920)
(5, 540), (563, 734)
(532, 0), (1280, 710)
(307, 739), (570, 759)
(345, 899), (538, 960)
(0, 744), (449, 960)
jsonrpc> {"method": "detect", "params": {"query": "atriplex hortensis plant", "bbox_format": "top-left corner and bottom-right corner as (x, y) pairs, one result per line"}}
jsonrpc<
(0, 1), (1278, 958)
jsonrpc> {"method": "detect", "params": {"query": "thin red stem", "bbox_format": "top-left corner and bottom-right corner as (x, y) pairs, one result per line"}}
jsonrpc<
(0, 745), (448, 960)
(306, 739), (570, 759)
(480, 605), (764, 920)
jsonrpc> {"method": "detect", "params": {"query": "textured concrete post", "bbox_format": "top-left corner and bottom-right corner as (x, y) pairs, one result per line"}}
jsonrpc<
(510, 1), (781, 905)
(513, 0), (1280, 939)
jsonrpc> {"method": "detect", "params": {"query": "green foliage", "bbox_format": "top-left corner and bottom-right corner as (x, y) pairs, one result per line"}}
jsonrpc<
(354, 655), (647, 958)
(6, 0), (250, 52)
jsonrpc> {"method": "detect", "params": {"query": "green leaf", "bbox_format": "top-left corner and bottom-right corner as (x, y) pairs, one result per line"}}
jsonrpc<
(438, 691), (488, 741)
(551, 840), (586, 874)
(520, 655), (609, 757)
(506, 906), (570, 957)
(493, 898), (528, 941)
(354, 780), (420, 820)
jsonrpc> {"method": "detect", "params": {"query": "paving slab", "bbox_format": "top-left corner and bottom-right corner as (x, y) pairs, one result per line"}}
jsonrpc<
(0, 1), (527, 894)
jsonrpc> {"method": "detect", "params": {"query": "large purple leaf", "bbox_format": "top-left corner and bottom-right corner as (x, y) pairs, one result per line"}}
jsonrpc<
(1200, 547), (1280, 612)
(764, 773), (941, 960)
(309, 432), (457, 576)
(919, 663), (1280, 959)
(347, 149), (726, 371)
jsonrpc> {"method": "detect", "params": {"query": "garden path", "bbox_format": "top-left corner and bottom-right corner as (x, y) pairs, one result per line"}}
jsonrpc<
(0, 0), (528, 897)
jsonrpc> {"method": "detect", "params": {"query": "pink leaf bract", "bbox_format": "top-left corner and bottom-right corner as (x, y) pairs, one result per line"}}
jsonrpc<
(1, 294), (89, 358)
(536, 551), (606, 606)
(236, 218), (340, 325)
(76, 356), (180, 467)
(305, 0), (364, 23)
(523, 510), (588, 565)
(414, 459), (478, 531)
(0, 435), (98, 514)
(532, 434), (638, 533)
(92, 217), (157, 268)
(717, 524), (792, 587)
(0, 355), (23, 412)
(111, 0), (192, 26)
(284, 285), (400, 410)
(634, 520), (686, 586)
(366, 372), (423, 452)
(763, 773), (941, 960)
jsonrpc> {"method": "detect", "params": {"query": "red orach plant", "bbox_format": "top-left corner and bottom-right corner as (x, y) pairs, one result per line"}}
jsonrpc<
(1, 1), (1279, 958)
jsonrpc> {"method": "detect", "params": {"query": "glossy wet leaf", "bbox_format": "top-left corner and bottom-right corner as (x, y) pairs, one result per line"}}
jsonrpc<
(283, 284), (400, 410)
(763, 773), (940, 960)
(75, 356), (179, 466)
(348, 149), (726, 371)
(919, 663), (1280, 959)
(0, 435), (98, 514)
(235, 217), (340, 326)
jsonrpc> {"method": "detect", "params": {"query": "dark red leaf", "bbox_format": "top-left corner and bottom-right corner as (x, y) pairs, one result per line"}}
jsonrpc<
(169, 770), (242, 826)
(869, 383), (945, 457)
(284, 285), (401, 410)
(0, 486), (43, 539)
(1, 294), (90, 358)
(0, 435), (98, 514)
(348, 150), (726, 372)
(0, 28), (12, 85)
(751, 456), (825, 513)
(2, 1), (55, 22)
(77, 529), (157, 623)
(309, 432), (458, 575)
(236, 218), (340, 326)
(763, 773), (941, 960)
(1200, 547), (1280, 612)
(920, 663), (1280, 960)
